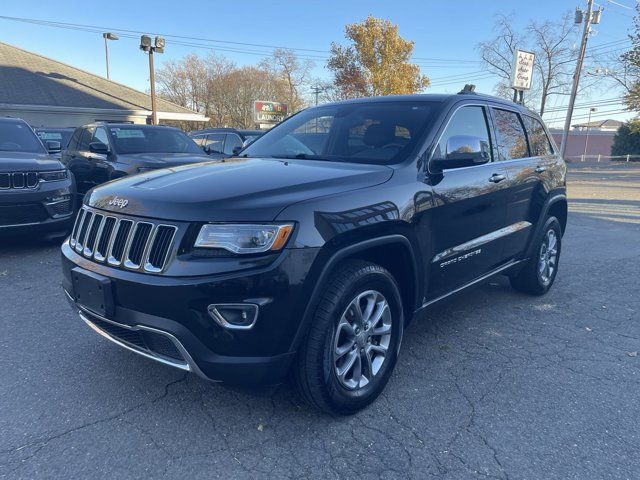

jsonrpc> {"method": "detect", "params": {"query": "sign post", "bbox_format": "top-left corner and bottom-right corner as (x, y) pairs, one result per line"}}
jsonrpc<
(510, 49), (535, 105)
(253, 101), (288, 129)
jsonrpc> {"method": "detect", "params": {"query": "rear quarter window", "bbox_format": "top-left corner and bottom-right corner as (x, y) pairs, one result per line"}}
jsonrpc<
(523, 115), (554, 156)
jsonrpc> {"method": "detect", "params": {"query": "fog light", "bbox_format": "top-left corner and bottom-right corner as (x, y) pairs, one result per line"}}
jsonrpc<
(207, 304), (259, 330)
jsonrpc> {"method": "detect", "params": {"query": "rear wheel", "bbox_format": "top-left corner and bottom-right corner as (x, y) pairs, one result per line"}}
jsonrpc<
(510, 216), (562, 295)
(294, 260), (403, 415)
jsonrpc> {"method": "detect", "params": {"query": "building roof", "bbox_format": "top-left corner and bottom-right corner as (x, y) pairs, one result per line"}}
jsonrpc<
(0, 41), (201, 117)
(572, 119), (623, 129)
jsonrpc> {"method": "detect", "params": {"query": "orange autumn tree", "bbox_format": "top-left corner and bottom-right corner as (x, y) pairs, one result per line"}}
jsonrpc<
(327, 15), (430, 99)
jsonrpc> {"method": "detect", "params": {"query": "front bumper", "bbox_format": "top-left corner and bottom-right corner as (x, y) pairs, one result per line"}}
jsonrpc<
(61, 241), (319, 385)
(0, 178), (75, 237)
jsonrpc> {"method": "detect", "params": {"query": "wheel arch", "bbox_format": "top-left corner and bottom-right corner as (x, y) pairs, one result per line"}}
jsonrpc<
(525, 192), (567, 259)
(290, 234), (420, 352)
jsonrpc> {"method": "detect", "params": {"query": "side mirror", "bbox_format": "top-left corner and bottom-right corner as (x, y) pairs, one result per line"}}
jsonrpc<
(89, 142), (109, 155)
(46, 140), (61, 154)
(431, 135), (490, 171)
(232, 146), (243, 156)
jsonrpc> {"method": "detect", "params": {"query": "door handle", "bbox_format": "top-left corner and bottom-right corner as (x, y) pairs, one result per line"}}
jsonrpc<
(535, 166), (547, 173)
(489, 173), (506, 183)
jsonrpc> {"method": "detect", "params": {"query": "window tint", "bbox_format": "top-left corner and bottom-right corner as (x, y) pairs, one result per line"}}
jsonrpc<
(432, 106), (492, 162)
(492, 109), (529, 160)
(204, 134), (225, 154)
(243, 102), (436, 165)
(77, 128), (93, 151)
(107, 126), (202, 154)
(92, 127), (109, 147)
(223, 134), (243, 155)
(523, 116), (553, 156)
(67, 129), (82, 150)
(191, 134), (206, 147)
(0, 121), (45, 153)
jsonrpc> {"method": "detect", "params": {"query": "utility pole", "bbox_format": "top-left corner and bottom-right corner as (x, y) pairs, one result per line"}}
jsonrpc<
(583, 107), (597, 159)
(140, 35), (165, 125)
(560, 0), (602, 158)
(102, 33), (119, 80)
(310, 85), (326, 106)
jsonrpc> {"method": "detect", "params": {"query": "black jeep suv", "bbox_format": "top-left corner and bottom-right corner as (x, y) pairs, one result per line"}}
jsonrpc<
(61, 92), (567, 414)
(61, 123), (210, 195)
(1, 117), (76, 239)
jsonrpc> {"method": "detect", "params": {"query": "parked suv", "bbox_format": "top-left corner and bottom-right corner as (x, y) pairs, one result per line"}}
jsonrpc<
(189, 128), (263, 157)
(61, 92), (567, 414)
(0, 118), (76, 239)
(61, 123), (210, 195)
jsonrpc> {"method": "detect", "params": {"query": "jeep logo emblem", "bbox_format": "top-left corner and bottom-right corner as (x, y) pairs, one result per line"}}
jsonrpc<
(108, 196), (129, 209)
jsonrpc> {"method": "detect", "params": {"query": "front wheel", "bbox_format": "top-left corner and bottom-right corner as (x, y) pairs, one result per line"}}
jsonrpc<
(510, 216), (562, 295)
(294, 260), (403, 415)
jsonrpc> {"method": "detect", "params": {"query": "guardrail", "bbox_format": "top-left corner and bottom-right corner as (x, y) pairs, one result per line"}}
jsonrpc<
(565, 154), (640, 163)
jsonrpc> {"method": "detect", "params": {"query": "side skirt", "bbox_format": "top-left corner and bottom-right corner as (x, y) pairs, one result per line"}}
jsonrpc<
(416, 259), (526, 312)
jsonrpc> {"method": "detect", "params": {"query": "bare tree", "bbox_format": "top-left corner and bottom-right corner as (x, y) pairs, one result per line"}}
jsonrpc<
(260, 49), (314, 113)
(478, 13), (579, 116)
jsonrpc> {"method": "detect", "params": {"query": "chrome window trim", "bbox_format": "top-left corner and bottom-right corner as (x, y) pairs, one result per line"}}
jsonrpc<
(432, 221), (532, 263)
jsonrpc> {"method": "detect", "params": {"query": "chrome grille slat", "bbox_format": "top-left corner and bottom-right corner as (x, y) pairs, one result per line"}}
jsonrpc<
(70, 209), (85, 248)
(75, 211), (93, 252)
(0, 172), (40, 189)
(83, 214), (103, 257)
(94, 216), (116, 262)
(74, 206), (178, 273)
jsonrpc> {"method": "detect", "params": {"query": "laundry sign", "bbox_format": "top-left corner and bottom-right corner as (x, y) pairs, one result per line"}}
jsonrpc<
(510, 50), (535, 91)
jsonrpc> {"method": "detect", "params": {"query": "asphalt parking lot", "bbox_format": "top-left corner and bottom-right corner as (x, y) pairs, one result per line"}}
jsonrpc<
(1, 162), (639, 480)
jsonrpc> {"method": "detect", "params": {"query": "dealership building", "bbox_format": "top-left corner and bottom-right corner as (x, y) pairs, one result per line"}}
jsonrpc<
(0, 41), (207, 127)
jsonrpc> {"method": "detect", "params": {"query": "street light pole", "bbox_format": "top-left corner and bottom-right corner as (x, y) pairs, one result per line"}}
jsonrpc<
(102, 33), (119, 80)
(560, 0), (602, 158)
(140, 35), (165, 125)
(148, 49), (157, 126)
(583, 107), (597, 159)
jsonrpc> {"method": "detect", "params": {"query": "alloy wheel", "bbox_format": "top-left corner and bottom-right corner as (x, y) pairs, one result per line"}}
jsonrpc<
(538, 228), (558, 285)
(333, 290), (393, 390)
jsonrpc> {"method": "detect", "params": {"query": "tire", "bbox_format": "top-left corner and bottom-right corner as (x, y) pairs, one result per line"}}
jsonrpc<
(294, 259), (404, 415)
(510, 216), (562, 296)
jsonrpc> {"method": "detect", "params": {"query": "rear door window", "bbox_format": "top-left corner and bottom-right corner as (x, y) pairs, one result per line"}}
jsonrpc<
(522, 116), (554, 156)
(204, 134), (225, 154)
(492, 109), (529, 160)
(223, 134), (243, 155)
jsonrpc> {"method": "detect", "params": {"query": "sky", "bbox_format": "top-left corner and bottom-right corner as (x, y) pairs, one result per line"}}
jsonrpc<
(0, 0), (636, 127)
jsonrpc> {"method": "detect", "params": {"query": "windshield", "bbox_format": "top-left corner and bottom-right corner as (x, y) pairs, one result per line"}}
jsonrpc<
(242, 101), (437, 165)
(36, 130), (73, 147)
(108, 126), (203, 154)
(0, 122), (45, 154)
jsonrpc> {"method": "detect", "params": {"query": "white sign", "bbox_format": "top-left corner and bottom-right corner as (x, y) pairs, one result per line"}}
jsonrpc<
(510, 50), (535, 91)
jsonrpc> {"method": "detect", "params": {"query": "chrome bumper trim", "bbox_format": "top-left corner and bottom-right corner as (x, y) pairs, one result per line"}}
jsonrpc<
(64, 289), (208, 379)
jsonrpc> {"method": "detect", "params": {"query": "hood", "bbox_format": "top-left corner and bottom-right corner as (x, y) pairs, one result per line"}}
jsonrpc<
(87, 157), (393, 222)
(0, 152), (65, 172)
(119, 152), (212, 167)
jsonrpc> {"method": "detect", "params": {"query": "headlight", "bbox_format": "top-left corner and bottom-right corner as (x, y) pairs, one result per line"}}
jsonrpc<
(194, 223), (294, 254)
(39, 170), (68, 182)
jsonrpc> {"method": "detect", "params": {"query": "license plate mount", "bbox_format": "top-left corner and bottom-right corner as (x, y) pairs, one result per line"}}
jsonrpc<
(71, 267), (114, 317)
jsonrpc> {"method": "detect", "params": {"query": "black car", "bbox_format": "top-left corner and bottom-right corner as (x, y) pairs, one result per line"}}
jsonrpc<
(1, 118), (76, 239)
(61, 92), (567, 414)
(189, 128), (263, 157)
(35, 127), (74, 159)
(61, 123), (211, 195)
